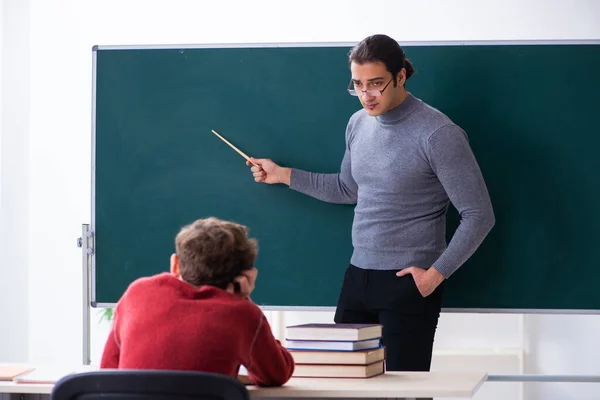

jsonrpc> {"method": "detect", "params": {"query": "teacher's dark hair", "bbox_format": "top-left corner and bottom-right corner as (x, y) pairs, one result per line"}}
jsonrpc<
(349, 34), (415, 86)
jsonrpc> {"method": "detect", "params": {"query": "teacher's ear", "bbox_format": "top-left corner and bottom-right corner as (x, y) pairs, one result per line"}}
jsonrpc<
(170, 253), (181, 278)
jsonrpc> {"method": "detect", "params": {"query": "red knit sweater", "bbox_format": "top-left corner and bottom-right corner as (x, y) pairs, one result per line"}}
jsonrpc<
(100, 273), (294, 386)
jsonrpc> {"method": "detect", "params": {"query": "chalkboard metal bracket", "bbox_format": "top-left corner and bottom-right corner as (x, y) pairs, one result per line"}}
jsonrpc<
(77, 223), (94, 365)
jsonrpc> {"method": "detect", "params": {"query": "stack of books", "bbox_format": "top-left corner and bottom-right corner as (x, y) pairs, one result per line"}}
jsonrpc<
(285, 323), (385, 378)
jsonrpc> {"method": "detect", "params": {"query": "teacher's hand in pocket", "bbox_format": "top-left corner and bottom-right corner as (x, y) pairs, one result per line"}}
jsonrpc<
(396, 266), (445, 297)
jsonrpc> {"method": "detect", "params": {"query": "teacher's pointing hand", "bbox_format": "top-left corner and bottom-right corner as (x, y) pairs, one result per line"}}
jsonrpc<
(246, 157), (291, 185)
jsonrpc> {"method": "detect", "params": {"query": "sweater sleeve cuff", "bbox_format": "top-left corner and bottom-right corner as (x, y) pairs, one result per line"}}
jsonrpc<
(431, 258), (456, 279)
(289, 168), (310, 191)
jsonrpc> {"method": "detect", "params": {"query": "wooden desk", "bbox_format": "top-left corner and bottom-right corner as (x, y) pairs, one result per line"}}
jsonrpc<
(0, 381), (53, 395)
(0, 371), (487, 399)
(248, 371), (487, 398)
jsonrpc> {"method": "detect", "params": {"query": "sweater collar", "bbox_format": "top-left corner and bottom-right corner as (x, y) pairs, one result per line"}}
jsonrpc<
(159, 272), (232, 298)
(375, 92), (420, 125)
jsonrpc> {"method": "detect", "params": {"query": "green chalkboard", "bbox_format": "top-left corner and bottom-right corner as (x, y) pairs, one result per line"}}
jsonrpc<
(92, 42), (600, 311)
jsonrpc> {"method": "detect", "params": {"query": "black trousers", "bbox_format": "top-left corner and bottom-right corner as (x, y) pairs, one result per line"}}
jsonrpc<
(334, 264), (444, 372)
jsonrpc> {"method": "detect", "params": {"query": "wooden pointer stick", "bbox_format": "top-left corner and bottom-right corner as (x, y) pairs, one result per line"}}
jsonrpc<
(211, 130), (258, 167)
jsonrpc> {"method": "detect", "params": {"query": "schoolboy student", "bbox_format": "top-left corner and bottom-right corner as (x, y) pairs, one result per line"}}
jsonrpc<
(100, 217), (295, 387)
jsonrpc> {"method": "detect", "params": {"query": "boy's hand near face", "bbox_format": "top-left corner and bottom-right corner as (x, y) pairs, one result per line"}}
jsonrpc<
(227, 268), (258, 299)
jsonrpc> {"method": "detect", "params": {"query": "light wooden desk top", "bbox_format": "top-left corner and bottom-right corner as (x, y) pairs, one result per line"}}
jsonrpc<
(248, 371), (487, 398)
(0, 371), (487, 398)
(0, 381), (54, 395)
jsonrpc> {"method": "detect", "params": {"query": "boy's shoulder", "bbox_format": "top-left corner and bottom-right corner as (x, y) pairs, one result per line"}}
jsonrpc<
(223, 297), (266, 324)
(229, 296), (263, 313)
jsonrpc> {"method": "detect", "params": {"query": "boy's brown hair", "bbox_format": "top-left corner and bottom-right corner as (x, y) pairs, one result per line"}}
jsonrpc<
(175, 217), (258, 289)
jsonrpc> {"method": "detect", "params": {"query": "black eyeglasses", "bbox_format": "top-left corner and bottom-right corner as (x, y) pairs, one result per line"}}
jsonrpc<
(347, 78), (393, 97)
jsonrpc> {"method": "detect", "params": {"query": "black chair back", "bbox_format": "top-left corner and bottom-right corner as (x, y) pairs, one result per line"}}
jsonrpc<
(51, 370), (250, 400)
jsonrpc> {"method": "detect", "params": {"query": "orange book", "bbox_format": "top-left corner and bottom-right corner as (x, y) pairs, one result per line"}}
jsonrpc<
(290, 347), (385, 365)
(0, 366), (33, 381)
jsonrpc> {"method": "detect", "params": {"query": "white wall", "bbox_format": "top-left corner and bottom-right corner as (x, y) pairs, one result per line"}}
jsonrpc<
(0, 0), (30, 363)
(26, 0), (88, 366)
(523, 314), (600, 400)
(0, 0), (2, 202)
(1, 0), (600, 398)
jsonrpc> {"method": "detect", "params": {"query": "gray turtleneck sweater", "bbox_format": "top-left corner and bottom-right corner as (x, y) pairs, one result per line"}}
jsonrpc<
(290, 93), (495, 278)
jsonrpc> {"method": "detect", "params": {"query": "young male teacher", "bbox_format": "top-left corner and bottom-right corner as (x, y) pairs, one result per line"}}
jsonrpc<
(247, 34), (495, 372)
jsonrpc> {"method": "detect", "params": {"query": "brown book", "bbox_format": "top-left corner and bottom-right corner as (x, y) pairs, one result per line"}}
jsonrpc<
(292, 360), (384, 378)
(286, 323), (382, 341)
(0, 366), (33, 381)
(290, 347), (385, 365)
